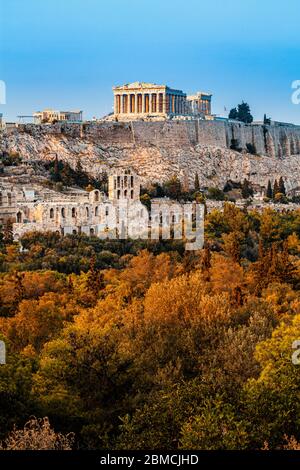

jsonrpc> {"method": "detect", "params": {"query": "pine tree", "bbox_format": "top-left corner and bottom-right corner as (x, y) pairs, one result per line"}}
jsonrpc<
(229, 108), (238, 120)
(278, 176), (286, 195)
(266, 180), (273, 199)
(194, 172), (200, 192)
(229, 102), (253, 123)
(237, 102), (253, 124)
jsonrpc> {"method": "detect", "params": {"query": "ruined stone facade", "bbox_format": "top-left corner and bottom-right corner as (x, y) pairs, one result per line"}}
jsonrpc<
(33, 109), (83, 124)
(0, 169), (151, 241)
(1, 168), (197, 243)
(112, 82), (208, 120)
(186, 92), (212, 118)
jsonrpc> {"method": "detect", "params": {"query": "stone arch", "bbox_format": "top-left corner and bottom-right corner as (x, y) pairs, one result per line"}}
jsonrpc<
(16, 211), (22, 223)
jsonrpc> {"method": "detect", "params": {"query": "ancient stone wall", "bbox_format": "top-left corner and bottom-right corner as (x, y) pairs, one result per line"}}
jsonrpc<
(4, 119), (300, 159)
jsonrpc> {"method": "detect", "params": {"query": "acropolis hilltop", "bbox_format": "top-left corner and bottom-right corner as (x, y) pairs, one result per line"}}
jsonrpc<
(112, 81), (212, 121)
(1, 79), (300, 243)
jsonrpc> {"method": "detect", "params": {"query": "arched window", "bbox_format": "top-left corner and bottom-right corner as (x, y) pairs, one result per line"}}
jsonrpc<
(16, 211), (22, 223)
(130, 189), (134, 199)
(124, 176), (127, 187)
(131, 176), (134, 187)
(86, 207), (89, 217)
(61, 207), (65, 218)
(124, 189), (127, 197)
(72, 207), (76, 218)
(95, 206), (98, 216)
(94, 191), (99, 202)
(117, 190), (121, 199)
(50, 208), (54, 219)
(90, 228), (94, 235)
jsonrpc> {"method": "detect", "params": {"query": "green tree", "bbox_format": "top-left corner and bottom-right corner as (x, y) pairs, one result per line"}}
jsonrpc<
(237, 102), (253, 124)
(74, 158), (89, 187)
(52, 155), (61, 183)
(278, 177), (286, 196)
(241, 179), (253, 199)
(207, 187), (225, 201)
(229, 108), (238, 120)
(229, 102), (253, 123)
(163, 176), (182, 200)
(243, 313), (300, 448)
(266, 180), (273, 199)
(273, 179), (279, 198)
(194, 173), (200, 192)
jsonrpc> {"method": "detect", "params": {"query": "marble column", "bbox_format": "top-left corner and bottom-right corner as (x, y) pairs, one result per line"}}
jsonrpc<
(163, 93), (166, 114)
(142, 93), (145, 113)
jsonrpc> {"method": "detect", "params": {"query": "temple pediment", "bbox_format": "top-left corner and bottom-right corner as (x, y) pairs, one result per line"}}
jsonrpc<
(114, 82), (165, 90)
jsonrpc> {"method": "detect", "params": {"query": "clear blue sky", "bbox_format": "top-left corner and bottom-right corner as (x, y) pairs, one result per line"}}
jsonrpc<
(1, 0), (300, 123)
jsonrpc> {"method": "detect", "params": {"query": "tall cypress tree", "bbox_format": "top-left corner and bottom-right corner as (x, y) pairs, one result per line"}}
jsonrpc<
(273, 179), (279, 198)
(52, 155), (61, 182)
(194, 172), (200, 192)
(278, 176), (286, 195)
(266, 180), (273, 199)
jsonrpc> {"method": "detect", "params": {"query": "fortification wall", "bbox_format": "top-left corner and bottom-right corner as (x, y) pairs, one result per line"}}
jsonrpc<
(6, 120), (300, 158)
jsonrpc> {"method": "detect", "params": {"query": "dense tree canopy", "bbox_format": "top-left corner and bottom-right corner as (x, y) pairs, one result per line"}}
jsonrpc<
(1, 204), (300, 449)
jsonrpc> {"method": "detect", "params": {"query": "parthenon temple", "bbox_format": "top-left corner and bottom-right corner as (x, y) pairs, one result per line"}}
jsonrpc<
(112, 82), (212, 120)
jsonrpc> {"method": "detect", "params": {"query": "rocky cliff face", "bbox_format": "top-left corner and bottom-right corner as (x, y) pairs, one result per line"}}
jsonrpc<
(1, 121), (300, 191)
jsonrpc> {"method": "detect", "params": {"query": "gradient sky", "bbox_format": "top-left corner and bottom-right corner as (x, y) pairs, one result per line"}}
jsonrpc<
(1, 0), (300, 123)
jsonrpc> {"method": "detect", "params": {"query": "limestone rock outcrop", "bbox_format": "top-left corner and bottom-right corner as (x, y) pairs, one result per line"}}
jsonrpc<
(1, 120), (300, 191)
